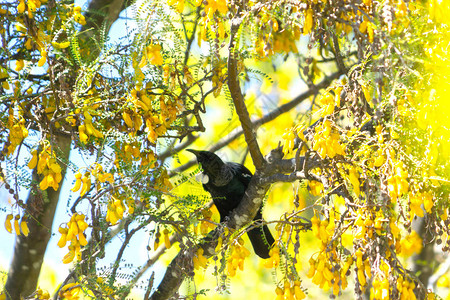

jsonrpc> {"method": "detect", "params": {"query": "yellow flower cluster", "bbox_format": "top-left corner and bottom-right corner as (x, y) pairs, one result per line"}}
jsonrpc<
(354, 248), (372, 287)
(307, 251), (349, 295)
(129, 87), (153, 112)
(313, 120), (345, 159)
(28, 145), (62, 191)
(92, 163), (114, 184)
(139, 44), (164, 68)
(57, 213), (89, 264)
(308, 212), (352, 295)
(4, 214), (29, 236)
(154, 169), (173, 193)
(371, 277), (390, 299)
(353, 208), (385, 240)
(122, 110), (143, 133)
(160, 96), (184, 127)
(71, 171), (91, 197)
(281, 125), (306, 156)
(196, 0), (227, 46)
(7, 116), (28, 155)
(14, 1), (82, 72)
(359, 17), (375, 43)
(198, 208), (216, 235)
(340, 164), (361, 197)
(275, 280), (306, 300)
(59, 283), (82, 300)
(33, 287), (50, 299)
(311, 213), (335, 244)
(79, 110), (104, 143)
(253, 7), (303, 57)
(386, 160), (408, 203)
(95, 277), (115, 296)
(106, 195), (135, 225)
(409, 191), (433, 220)
(204, 0), (227, 18)
(227, 238), (250, 277)
(17, 0), (45, 18)
(314, 84), (343, 118)
(369, 260), (391, 300)
(396, 275), (417, 300)
(72, 6), (86, 25)
(193, 247), (208, 270)
(309, 180), (324, 196)
(262, 245), (279, 268)
(399, 230), (423, 257)
(125, 88), (170, 144)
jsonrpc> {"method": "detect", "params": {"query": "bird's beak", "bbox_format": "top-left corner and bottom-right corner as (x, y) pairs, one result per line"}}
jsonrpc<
(186, 149), (199, 156)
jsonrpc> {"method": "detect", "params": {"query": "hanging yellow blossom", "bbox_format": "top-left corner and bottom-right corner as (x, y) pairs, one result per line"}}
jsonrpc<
(4, 214), (13, 233)
(28, 145), (63, 191)
(227, 238), (250, 277)
(139, 44), (164, 68)
(59, 283), (82, 299)
(58, 213), (89, 264)
(303, 9), (314, 34)
(387, 160), (408, 202)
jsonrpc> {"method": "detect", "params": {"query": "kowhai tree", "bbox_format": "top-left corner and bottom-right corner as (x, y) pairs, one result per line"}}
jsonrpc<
(0, 0), (449, 299)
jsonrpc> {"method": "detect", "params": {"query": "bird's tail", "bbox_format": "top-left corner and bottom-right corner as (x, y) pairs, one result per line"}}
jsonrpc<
(247, 223), (275, 259)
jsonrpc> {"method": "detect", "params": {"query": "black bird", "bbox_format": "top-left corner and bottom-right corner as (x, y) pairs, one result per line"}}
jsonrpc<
(187, 149), (275, 259)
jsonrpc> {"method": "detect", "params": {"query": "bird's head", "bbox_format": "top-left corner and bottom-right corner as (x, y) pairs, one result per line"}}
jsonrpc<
(187, 149), (224, 179)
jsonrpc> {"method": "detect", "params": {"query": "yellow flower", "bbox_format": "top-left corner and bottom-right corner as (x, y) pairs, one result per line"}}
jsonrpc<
(15, 59), (24, 71)
(282, 128), (295, 155)
(193, 248), (208, 270)
(37, 51), (47, 67)
(52, 41), (71, 49)
(399, 231), (423, 256)
(387, 160), (408, 202)
(13, 214), (21, 235)
(59, 283), (81, 298)
(139, 44), (164, 68)
(28, 150), (38, 169)
(20, 216), (29, 236)
(303, 9), (314, 34)
(57, 227), (68, 248)
(17, 1), (26, 13)
(71, 172), (82, 192)
(313, 120), (345, 159)
(79, 172), (91, 196)
(4, 214), (13, 233)
(309, 180), (323, 196)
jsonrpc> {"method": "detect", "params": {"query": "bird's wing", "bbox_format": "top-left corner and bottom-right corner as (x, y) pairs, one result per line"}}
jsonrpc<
(225, 162), (253, 188)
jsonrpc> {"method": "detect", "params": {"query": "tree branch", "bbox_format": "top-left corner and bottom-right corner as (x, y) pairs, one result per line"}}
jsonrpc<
(170, 71), (343, 175)
(149, 150), (316, 299)
(227, 16), (265, 169)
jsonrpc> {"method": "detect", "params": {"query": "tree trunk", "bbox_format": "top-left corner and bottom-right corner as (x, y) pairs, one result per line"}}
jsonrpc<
(5, 134), (71, 299)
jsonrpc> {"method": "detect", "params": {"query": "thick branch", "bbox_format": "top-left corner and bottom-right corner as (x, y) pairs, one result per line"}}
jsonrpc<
(171, 71), (343, 175)
(149, 151), (315, 299)
(227, 18), (265, 169)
